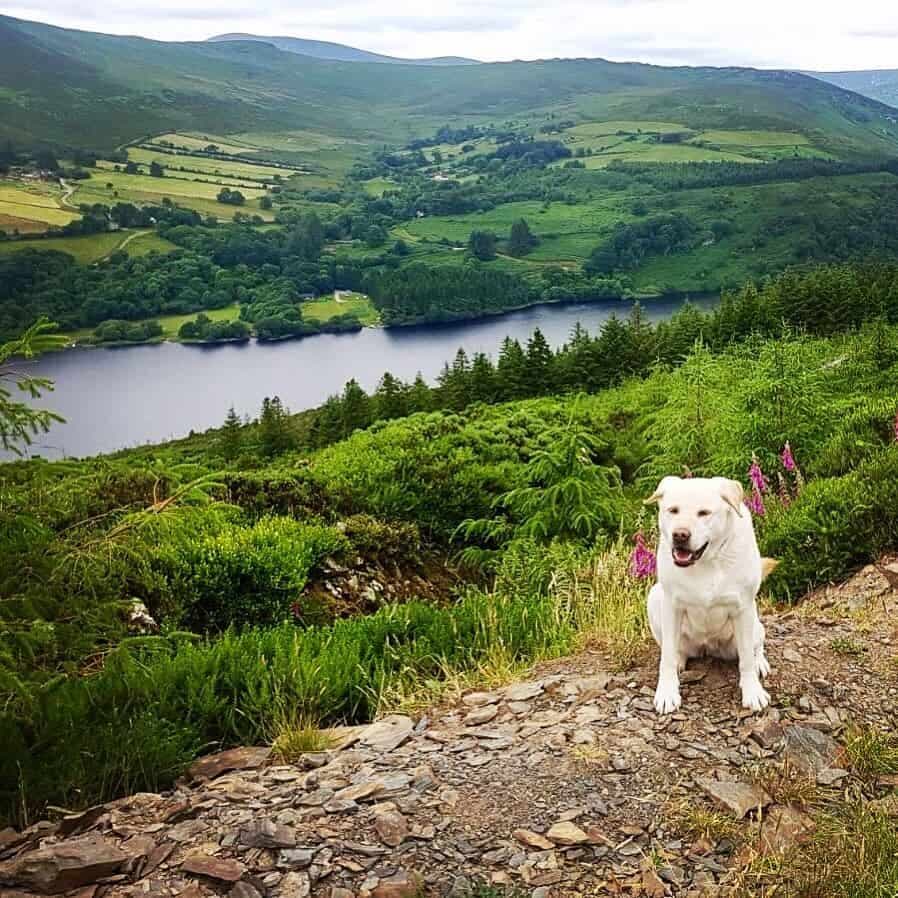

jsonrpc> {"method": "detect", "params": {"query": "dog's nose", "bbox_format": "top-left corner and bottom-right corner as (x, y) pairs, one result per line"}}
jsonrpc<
(672, 528), (691, 546)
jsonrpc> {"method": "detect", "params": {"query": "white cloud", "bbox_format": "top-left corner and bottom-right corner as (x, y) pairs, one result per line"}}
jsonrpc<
(5, 0), (898, 70)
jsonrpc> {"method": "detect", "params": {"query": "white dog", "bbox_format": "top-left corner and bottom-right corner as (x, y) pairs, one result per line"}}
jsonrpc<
(645, 475), (772, 715)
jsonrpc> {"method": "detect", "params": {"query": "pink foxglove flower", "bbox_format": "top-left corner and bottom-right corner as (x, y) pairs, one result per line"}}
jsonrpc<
(744, 489), (766, 516)
(629, 531), (657, 579)
(781, 442), (796, 472)
(749, 455), (769, 494)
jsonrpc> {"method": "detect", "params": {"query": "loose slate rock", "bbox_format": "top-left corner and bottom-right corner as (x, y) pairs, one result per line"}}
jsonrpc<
(759, 805), (816, 856)
(189, 747), (270, 782)
(371, 870), (422, 898)
(546, 821), (590, 845)
(783, 725), (843, 776)
(359, 716), (414, 753)
(374, 810), (409, 848)
(513, 829), (554, 850)
(505, 682), (544, 702)
(182, 854), (247, 884)
(0, 834), (127, 894)
(694, 776), (771, 818)
(239, 820), (297, 849)
(463, 705), (498, 726)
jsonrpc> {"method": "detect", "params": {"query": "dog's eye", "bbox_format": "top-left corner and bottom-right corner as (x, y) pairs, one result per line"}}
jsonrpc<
(667, 507), (679, 515)
(697, 509), (711, 517)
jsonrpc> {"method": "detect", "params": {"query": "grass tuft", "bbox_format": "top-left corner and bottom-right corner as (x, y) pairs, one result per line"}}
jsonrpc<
(843, 727), (898, 783)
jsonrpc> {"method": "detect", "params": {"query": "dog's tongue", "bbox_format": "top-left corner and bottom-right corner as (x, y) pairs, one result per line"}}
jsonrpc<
(673, 548), (693, 564)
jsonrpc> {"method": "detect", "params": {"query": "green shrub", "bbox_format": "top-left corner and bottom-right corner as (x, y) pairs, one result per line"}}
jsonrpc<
(156, 517), (349, 631)
(761, 447), (898, 600)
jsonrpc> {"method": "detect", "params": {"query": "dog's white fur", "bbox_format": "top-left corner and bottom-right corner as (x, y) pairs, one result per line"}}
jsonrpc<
(645, 475), (770, 715)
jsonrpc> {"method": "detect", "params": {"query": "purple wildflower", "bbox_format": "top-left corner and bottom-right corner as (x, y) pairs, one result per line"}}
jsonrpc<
(749, 455), (769, 494)
(629, 531), (657, 579)
(744, 490), (766, 516)
(781, 442), (796, 472)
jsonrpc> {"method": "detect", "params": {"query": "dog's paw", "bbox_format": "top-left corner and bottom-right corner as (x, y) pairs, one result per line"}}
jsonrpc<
(654, 680), (682, 715)
(741, 679), (770, 712)
(757, 652), (771, 679)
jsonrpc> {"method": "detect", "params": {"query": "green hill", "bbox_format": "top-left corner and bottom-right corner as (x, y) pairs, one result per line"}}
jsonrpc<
(3, 14), (898, 157)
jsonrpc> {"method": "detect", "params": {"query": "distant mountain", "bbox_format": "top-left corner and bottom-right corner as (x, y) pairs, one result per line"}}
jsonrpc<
(809, 70), (898, 109)
(207, 33), (479, 66)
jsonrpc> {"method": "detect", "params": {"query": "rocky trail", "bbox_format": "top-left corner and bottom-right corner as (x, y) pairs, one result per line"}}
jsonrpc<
(3, 561), (898, 898)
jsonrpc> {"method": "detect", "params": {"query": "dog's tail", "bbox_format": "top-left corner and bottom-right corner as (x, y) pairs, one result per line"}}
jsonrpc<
(760, 557), (779, 581)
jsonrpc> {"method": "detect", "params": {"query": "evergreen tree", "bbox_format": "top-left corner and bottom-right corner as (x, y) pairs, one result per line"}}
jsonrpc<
(496, 337), (529, 400)
(373, 372), (407, 420)
(341, 379), (371, 434)
(468, 230), (497, 261)
(309, 395), (344, 448)
(508, 218), (538, 257)
(257, 396), (294, 456)
(218, 405), (244, 460)
(438, 349), (471, 409)
(407, 373), (433, 413)
(468, 352), (496, 404)
(525, 328), (554, 394)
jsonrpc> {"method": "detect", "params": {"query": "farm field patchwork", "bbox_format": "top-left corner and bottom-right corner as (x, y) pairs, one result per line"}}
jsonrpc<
(65, 304), (242, 343)
(0, 182), (80, 231)
(124, 148), (302, 182)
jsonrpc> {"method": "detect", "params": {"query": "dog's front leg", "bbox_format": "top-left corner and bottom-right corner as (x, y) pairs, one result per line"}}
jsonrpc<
(654, 597), (683, 714)
(735, 606), (770, 711)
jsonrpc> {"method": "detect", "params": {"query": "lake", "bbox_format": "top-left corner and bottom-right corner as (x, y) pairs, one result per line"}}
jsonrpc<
(17, 296), (715, 459)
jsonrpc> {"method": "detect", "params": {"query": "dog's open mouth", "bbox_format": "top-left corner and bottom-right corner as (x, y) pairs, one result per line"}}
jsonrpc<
(672, 542), (709, 567)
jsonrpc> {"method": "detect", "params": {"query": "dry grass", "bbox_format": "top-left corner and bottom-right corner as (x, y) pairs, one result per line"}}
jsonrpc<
(270, 713), (339, 763)
(552, 541), (651, 669)
(749, 760), (818, 807)
(843, 726), (898, 783)
(667, 799), (741, 843)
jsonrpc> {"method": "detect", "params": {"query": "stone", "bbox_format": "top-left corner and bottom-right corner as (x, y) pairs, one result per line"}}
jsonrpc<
(545, 822), (589, 845)
(0, 834), (127, 894)
(370, 870), (421, 898)
(749, 717), (784, 750)
(513, 829), (554, 851)
(641, 863), (667, 898)
(182, 854), (247, 884)
(505, 682), (544, 702)
(816, 767), (849, 786)
(462, 691), (500, 707)
(279, 871), (311, 898)
(239, 820), (297, 849)
(277, 850), (316, 869)
(330, 889), (354, 898)
(359, 716), (414, 753)
(334, 781), (384, 802)
(463, 705), (498, 726)
(189, 747), (270, 781)
(759, 805), (815, 856)
(694, 776), (771, 818)
(783, 725), (843, 776)
(230, 883), (264, 898)
(373, 809), (409, 848)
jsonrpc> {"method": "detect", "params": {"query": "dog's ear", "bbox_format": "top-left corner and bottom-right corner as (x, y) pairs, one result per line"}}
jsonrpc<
(715, 477), (744, 517)
(760, 557), (779, 580)
(644, 475), (678, 506)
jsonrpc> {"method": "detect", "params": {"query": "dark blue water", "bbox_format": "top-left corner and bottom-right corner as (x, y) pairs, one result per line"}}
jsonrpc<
(17, 296), (715, 459)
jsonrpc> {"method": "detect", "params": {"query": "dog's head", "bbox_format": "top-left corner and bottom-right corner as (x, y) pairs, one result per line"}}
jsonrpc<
(644, 475), (744, 569)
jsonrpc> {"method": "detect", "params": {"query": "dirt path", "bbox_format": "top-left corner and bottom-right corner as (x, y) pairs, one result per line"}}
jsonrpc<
(3, 562), (898, 897)
(58, 178), (77, 209)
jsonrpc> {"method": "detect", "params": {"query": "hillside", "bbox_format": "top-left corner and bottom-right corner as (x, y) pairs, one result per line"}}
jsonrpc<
(207, 33), (479, 66)
(3, 14), (898, 156)
(811, 68), (898, 109)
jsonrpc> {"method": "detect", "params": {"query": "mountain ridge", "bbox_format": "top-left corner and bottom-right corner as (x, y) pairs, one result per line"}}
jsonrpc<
(207, 32), (479, 66)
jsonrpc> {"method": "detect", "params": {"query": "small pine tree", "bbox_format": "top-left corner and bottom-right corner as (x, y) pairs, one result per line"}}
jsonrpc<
(218, 405), (243, 460)
(508, 218), (538, 257)
(257, 396), (295, 457)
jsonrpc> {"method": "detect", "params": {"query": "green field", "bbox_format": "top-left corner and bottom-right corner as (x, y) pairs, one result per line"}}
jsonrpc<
(302, 292), (380, 325)
(126, 147), (302, 181)
(65, 304), (240, 343)
(149, 132), (261, 155)
(361, 177), (398, 197)
(0, 182), (80, 231)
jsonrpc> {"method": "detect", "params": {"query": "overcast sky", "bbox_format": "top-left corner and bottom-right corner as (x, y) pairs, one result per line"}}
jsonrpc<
(5, 0), (898, 70)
